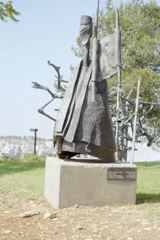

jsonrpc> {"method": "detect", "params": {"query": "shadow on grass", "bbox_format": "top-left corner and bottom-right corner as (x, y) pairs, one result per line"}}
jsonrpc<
(137, 193), (160, 204)
(0, 161), (45, 176)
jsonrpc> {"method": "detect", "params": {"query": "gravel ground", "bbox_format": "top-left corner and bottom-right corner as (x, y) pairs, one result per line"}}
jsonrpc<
(0, 192), (160, 240)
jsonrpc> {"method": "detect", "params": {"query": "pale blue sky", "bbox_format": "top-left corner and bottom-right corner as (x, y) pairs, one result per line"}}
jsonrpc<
(0, 0), (159, 139)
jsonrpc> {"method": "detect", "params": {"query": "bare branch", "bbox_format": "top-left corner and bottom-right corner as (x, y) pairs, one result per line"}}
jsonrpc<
(139, 101), (160, 106)
(32, 82), (64, 99)
(38, 98), (56, 122)
(48, 60), (66, 91)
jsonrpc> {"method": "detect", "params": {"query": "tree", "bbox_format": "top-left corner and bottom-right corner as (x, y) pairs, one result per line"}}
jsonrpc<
(72, 0), (160, 105)
(0, 1), (20, 22)
(72, 0), (160, 159)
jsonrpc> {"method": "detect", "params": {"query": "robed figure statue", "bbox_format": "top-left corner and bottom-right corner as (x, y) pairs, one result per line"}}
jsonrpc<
(54, 14), (119, 163)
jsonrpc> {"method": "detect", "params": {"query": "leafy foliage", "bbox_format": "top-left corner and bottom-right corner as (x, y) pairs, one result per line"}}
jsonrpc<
(72, 0), (160, 140)
(72, 0), (160, 103)
(0, 154), (45, 163)
(23, 154), (45, 163)
(0, 1), (20, 22)
(0, 154), (12, 162)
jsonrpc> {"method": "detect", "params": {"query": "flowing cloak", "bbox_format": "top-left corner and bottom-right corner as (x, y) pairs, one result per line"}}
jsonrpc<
(54, 33), (118, 162)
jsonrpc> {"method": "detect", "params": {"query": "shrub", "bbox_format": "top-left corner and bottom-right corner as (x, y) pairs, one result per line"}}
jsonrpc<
(0, 154), (19, 162)
(23, 154), (45, 162)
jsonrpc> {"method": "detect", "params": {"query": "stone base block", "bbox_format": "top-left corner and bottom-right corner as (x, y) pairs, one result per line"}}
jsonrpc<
(44, 157), (137, 208)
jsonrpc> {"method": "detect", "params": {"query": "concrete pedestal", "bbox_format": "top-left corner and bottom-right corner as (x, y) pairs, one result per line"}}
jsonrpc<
(44, 157), (137, 208)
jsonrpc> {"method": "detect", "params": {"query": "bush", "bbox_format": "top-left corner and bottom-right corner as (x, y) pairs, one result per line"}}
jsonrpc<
(0, 154), (11, 162)
(23, 154), (45, 162)
(0, 154), (19, 162)
(0, 154), (46, 163)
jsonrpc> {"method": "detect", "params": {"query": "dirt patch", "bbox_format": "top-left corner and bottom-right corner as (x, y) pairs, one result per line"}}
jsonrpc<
(0, 192), (160, 240)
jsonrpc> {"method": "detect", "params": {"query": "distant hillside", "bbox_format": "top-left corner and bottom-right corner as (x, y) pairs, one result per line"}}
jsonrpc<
(0, 136), (52, 141)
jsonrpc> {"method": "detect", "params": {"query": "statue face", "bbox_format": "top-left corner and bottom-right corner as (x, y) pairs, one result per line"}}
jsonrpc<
(79, 15), (92, 45)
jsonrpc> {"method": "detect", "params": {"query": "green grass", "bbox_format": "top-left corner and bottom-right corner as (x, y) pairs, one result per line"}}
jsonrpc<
(135, 161), (160, 203)
(0, 161), (45, 199)
(0, 160), (160, 203)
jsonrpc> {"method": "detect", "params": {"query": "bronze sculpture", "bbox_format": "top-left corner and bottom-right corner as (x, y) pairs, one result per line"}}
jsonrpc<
(53, 9), (120, 162)
(32, 1), (121, 163)
(32, 3), (158, 163)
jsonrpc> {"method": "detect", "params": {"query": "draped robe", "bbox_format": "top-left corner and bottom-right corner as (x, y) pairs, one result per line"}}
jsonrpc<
(54, 33), (118, 162)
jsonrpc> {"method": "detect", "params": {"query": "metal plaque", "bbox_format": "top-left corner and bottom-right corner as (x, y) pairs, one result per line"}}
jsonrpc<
(107, 167), (137, 182)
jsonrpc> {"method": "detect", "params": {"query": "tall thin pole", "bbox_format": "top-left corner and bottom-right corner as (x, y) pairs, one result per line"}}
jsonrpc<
(91, 0), (100, 103)
(94, 0), (100, 37)
(115, 9), (122, 161)
(30, 128), (38, 154)
(34, 130), (37, 154)
(130, 80), (141, 164)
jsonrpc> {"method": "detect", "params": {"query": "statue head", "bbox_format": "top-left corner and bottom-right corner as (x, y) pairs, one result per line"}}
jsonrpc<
(79, 15), (92, 46)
